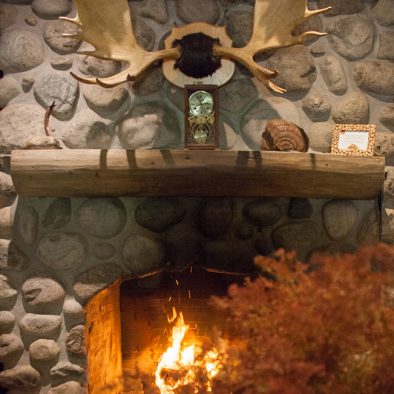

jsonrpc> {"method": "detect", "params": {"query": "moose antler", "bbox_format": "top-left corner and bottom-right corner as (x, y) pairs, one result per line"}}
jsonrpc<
(213, 0), (331, 93)
(60, 0), (179, 87)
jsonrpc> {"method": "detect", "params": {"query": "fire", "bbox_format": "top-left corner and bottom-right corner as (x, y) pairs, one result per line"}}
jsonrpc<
(155, 308), (221, 393)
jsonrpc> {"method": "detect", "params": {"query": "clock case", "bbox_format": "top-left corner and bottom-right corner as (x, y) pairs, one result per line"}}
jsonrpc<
(184, 84), (219, 150)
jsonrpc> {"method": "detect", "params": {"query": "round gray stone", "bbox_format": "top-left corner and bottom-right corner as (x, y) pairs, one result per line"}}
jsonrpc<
(83, 84), (129, 116)
(219, 78), (258, 112)
(122, 234), (165, 275)
(323, 200), (358, 240)
(374, 132), (394, 164)
(0, 311), (15, 334)
(61, 109), (113, 149)
(288, 198), (313, 219)
(29, 339), (60, 363)
(44, 19), (82, 54)
(132, 66), (164, 96)
(357, 209), (379, 246)
(0, 365), (41, 392)
(135, 198), (186, 233)
(176, 0), (220, 24)
(43, 198), (71, 229)
(0, 333), (23, 368)
(14, 205), (38, 245)
(134, 0), (169, 24)
(134, 19), (155, 51)
(22, 77), (35, 92)
(223, 7), (253, 47)
(243, 199), (282, 227)
(78, 56), (121, 78)
(50, 362), (85, 386)
(327, 15), (374, 60)
(302, 91), (331, 121)
(319, 55), (348, 95)
(317, 0), (364, 16)
(0, 76), (21, 108)
(378, 32), (394, 61)
(66, 325), (85, 358)
(25, 15), (38, 26)
(77, 198), (126, 238)
(0, 4), (17, 31)
(93, 242), (115, 260)
(332, 92), (369, 124)
(48, 381), (85, 394)
(371, 0), (394, 27)
(34, 72), (79, 120)
(63, 299), (85, 328)
(37, 232), (88, 271)
(19, 313), (62, 347)
(0, 30), (44, 73)
(198, 199), (234, 237)
(0, 240), (30, 272)
(22, 277), (65, 314)
(380, 104), (394, 131)
(0, 275), (17, 311)
(73, 264), (122, 304)
(306, 122), (334, 153)
(32, 0), (71, 19)
(51, 56), (73, 70)
(0, 172), (16, 208)
(267, 46), (317, 93)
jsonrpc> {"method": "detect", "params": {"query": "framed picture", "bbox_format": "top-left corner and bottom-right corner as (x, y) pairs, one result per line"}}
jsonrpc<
(331, 124), (376, 156)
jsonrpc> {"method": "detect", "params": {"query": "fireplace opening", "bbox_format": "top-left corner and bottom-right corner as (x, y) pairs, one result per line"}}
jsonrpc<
(85, 267), (246, 394)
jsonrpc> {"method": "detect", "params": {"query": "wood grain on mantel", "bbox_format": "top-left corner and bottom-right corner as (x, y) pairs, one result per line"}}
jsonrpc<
(10, 149), (385, 199)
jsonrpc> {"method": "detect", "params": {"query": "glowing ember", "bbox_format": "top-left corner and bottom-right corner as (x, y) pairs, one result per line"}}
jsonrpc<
(155, 308), (221, 393)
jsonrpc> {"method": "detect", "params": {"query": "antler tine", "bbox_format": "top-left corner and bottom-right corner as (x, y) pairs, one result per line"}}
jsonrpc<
(305, 6), (332, 19)
(59, 15), (82, 27)
(299, 31), (327, 42)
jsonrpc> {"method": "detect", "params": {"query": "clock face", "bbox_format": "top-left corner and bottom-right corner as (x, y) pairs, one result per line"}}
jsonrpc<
(188, 90), (214, 116)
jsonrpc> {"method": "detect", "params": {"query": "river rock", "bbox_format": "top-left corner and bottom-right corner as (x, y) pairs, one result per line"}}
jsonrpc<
(223, 7), (253, 47)
(357, 209), (379, 245)
(44, 20), (82, 54)
(327, 15), (374, 60)
(317, 0), (364, 16)
(61, 109), (113, 149)
(37, 232), (88, 271)
(19, 313), (62, 347)
(51, 56), (73, 70)
(302, 91), (331, 121)
(78, 56), (121, 78)
(135, 198), (186, 233)
(134, 0), (168, 24)
(0, 172), (16, 208)
(132, 66), (164, 96)
(29, 339), (60, 364)
(32, 0), (71, 19)
(92, 242), (115, 261)
(267, 46), (317, 93)
(43, 198), (71, 229)
(319, 55), (348, 95)
(371, 0), (394, 27)
(25, 14), (38, 26)
(220, 78), (258, 112)
(0, 240), (30, 272)
(323, 200), (358, 240)
(22, 77), (35, 92)
(134, 19), (155, 51)
(0, 76), (20, 107)
(63, 299), (85, 329)
(66, 325), (85, 358)
(378, 31), (394, 61)
(0, 365), (41, 392)
(198, 199), (234, 237)
(50, 362), (85, 386)
(0, 4), (17, 30)
(77, 198), (126, 238)
(34, 72), (79, 120)
(83, 84), (128, 116)
(374, 132), (394, 165)
(14, 205), (38, 245)
(332, 92), (369, 124)
(0, 311), (15, 334)
(306, 122), (334, 153)
(243, 199), (282, 227)
(0, 275), (17, 310)
(380, 104), (394, 131)
(22, 277), (65, 315)
(0, 30), (44, 72)
(353, 61), (394, 96)
(122, 234), (165, 275)
(0, 333), (23, 368)
(288, 198), (313, 219)
(49, 381), (85, 394)
(176, 0), (220, 23)
(73, 264), (122, 304)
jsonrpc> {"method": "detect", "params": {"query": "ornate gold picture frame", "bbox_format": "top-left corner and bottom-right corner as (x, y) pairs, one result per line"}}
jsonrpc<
(331, 124), (376, 157)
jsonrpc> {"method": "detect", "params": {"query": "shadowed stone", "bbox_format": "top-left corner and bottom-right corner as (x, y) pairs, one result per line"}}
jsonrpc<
(378, 32), (394, 61)
(379, 104), (394, 131)
(22, 77), (35, 92)
(133, 19), (155, 51)
(332, 92), (369, 124)
(323, 200), (358, 240)
(43, 198), (71, 229)
(25, 15), (38, 26)
(0, 240), (30, 272)
(0, 275), (17, 310)
(135, 198), (186, 233)
(0, 333), (23, 368)
(223, 7), (253, 47)
(371, 0), (394, 27)
(0, 76), (21, 108)
(198, 199), (234, 237)
(132, 66), (164, 96)
(302, 91), (331, 121)
(14, 205), (38, 245)
(0, 365), (41, 393)
(19, 314), (62, 348)
(93, 242), (115, 260)
(243, 199), (282, 227)
(73, 264), (122, 304)
(48, 381), (85, 394)
(22, 277), (65, 315)
(0, 311), (15, 334)
(0, 172), (16, 209)
(66, 325), (86, 358)
(219, 79), (258, 112)
(176, 0), (220, 23)
(43, 20), (81, 54)
(288, 198), (313, 219)
(78, 56), (121, 78)
(357, 209), (379, 245)
(134, 0), (169, 24)
(374, 132), (394, 164)
(63, 299), (85, 329)
(319, 55), (348, 95)
(317, 0), (364, 16)
(233, 221), (255, 240)
(51, 56), (73, 70)
(38, 232), (87, 271)
(50, 362), (85, 386)
(0, 30), (44, 73)
(32, 0), (71, 19)
(0, 4), (17, 31)
(306, 122), (334, 153)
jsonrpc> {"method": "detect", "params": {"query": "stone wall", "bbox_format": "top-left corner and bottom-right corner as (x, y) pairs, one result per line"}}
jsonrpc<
(0, 0), (394, 393)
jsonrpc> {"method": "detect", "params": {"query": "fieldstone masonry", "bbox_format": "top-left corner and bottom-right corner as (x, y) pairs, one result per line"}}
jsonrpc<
(0, 1), (394, 393)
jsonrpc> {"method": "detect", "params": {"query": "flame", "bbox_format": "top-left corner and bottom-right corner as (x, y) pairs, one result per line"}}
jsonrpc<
(155, 308), (221, 393)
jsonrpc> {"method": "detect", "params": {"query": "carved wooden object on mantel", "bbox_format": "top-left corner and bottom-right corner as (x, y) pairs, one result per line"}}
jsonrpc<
(10, 150), (385, 199)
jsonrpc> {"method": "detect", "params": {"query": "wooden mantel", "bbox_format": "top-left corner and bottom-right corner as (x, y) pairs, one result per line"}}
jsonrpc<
(10, 149), (385, 199)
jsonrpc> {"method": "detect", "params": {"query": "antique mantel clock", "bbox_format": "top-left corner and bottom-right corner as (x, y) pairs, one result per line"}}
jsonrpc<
(184, 85), (219, 149)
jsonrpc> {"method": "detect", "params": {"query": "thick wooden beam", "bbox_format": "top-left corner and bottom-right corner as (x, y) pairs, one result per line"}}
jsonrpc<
(10, 149), (385, 199)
